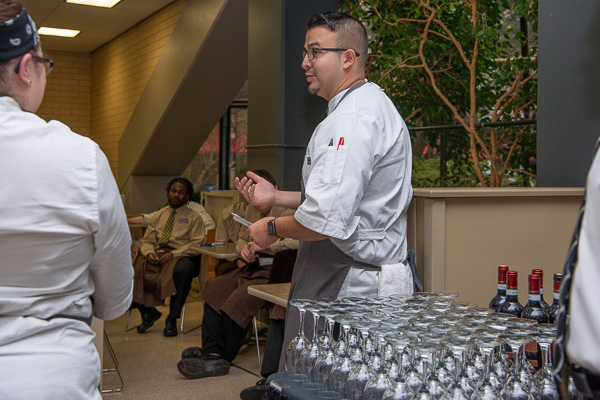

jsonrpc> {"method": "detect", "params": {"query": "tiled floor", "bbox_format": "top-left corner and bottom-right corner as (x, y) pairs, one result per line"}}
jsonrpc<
(101, 288), (263, 399)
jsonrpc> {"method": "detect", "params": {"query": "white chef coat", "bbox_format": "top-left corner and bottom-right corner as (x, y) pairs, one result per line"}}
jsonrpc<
(295, 81), (413, 267)
(0, 96), (133, 399)
(567, 144), (600, 373)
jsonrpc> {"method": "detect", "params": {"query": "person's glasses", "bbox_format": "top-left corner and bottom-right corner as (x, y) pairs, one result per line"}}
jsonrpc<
(302, 47), (360, 61)
(14, 54), (54, 76)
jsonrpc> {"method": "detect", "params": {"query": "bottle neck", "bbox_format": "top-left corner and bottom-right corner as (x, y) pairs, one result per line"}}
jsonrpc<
(527, 292), (542, 306)
(552, 289), (560, 305)
(506, 287), (519, 300)
(496, 282), (507, 296)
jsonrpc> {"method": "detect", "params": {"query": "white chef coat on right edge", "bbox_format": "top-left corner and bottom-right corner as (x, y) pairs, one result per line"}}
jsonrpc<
(567, 146), (600, 374)
(295, 81), (413, 290)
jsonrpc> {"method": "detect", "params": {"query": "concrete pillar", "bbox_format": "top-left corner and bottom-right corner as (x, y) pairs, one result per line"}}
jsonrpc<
(538, 0), (600, 186)
(247, 0), (337, 190)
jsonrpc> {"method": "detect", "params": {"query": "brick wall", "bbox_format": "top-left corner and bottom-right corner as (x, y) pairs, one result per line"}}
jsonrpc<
(91, 0), (186, 177)
(37, 51), (92, 138)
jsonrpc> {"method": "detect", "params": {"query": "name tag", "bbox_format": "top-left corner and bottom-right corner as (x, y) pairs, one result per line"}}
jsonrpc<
(178, 218), (188, 224)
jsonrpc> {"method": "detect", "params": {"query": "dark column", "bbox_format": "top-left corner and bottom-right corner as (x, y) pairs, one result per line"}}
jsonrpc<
(537, 0), (600, 186)
(247, 0), (336, 190)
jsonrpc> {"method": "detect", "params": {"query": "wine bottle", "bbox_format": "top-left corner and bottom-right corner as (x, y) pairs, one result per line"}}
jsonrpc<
(548, 273), (563, 323)
(489, 265), (509, 311)
(532, 268), (550, 311)
(498, 271), (523, 317)
(521, 273), (548, 323)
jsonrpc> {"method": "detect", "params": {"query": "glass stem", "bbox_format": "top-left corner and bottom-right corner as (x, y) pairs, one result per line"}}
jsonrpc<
(298, 309), (305, 336)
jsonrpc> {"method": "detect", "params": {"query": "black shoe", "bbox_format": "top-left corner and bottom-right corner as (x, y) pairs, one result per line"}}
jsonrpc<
(177, 355), (230, 379)
(181, 346), (203, 359)
(163, 317), (178, 337)
(240, 378), (267, 400)
(137, 309), (162, 333)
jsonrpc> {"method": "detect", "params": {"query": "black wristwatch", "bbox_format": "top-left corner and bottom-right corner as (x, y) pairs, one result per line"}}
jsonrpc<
(267, 219), (278, 237)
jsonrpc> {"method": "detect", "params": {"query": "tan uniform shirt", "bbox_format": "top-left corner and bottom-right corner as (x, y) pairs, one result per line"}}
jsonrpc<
(140, 205), (205, 258)
(215, 202), (248, 243)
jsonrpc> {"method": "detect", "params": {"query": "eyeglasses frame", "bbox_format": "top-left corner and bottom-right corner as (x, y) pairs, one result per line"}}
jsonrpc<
(303, 47), (360, 62)
(14, 53), (54, 77)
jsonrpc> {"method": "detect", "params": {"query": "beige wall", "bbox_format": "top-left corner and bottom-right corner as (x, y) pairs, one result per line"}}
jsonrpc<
(91, 0), (186, 177)
(408, 188), (583, 307)
(37, 51), (92, 138)
(37, 1), (186, 178)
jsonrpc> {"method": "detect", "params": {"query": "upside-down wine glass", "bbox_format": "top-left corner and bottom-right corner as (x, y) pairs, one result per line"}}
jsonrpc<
(382, 335), (416, 400)
(363, 328), (393, 400)
(346, 320), (375, 400)
(440, 339), (474, 400)
(473, 338), (502, 400)
(498, 333), (534, 400)
(284, 298), (313, 381)
(299, 304), (323, 390)
(531, 332), (559, 400)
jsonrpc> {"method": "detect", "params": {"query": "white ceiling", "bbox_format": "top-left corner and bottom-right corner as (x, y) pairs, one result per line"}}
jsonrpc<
(20, 0), (177, 53)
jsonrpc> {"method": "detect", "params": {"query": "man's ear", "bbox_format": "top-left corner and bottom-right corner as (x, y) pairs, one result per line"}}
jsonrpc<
(342, 49), (358, 70)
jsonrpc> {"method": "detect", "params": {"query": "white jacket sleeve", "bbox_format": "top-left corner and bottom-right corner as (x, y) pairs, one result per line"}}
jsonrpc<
(89, 148), (134, 320)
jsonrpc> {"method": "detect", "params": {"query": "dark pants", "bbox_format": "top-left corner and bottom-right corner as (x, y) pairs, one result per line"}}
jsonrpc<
(261, 318), (285, 379)
(134, 257), (197, 320)
(202, 304), (249, 362)
(215, 259), (239, 277)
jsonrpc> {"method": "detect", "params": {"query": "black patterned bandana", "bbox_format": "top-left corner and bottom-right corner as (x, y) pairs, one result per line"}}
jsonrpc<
(0, 8), (39, 62)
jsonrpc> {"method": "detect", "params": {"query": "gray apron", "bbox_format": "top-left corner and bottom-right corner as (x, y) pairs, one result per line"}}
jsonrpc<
(278, 81), (377, 370)
(278, 187), (380, 371)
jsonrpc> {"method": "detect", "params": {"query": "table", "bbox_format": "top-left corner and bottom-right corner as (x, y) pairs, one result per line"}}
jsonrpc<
(189, 242), (238, 259)
(189, 242), (238, 291)
(247, 282), (290, 308)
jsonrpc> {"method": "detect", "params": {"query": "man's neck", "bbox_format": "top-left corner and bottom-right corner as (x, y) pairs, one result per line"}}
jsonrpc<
(330, 76), (366, 101)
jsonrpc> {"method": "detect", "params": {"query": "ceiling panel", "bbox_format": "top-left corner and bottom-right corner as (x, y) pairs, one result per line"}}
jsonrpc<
(20, 0), (177, 53)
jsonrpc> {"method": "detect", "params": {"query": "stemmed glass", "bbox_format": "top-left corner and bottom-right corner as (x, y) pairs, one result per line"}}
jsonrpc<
(346, 321), (375, 400)
(284, 299), (313, 381)
(363, 328), (393, 400)
(405, 344), (426, 394)
(382, 335), (416, 400)
(531, 333), (559, 400)
(299, 304), (323, 390)
(314, 310), (342, 399)
(330, 316), (356, 397)
(473, 338), (502, 399)
(498, 333), (534, 400)
(440, 339), (476, 399)
(418, 343), (446, 400)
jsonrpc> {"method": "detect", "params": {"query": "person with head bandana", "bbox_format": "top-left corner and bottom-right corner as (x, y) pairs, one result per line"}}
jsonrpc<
(0, 1), (133, 398)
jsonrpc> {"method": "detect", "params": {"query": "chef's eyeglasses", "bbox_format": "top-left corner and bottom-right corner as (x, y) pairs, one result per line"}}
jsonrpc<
(303, 47), (360, 61)
(14, 54), (54, 76)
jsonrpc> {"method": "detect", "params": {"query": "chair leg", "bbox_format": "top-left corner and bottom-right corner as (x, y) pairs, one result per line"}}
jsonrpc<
(253, 315), (262, 371)
(124, 309), (136, 332)
(180, 303), (186, 332)
(102, 330), (124, 393)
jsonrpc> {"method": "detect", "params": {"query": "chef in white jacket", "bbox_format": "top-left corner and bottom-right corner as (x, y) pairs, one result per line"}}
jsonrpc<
(0, 4), (133, 399)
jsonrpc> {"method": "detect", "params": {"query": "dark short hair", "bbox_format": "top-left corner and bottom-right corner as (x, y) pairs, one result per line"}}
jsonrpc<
(307, 12), (368, 69)
(165, 177), (194, 196)
(252, 169), (277, 187)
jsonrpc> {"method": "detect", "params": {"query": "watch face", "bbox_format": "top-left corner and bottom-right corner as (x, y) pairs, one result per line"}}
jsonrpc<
(268, 220), (276, 236)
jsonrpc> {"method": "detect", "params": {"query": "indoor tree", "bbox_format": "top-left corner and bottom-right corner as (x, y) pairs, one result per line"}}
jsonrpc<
(341, 0), (538, 187)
